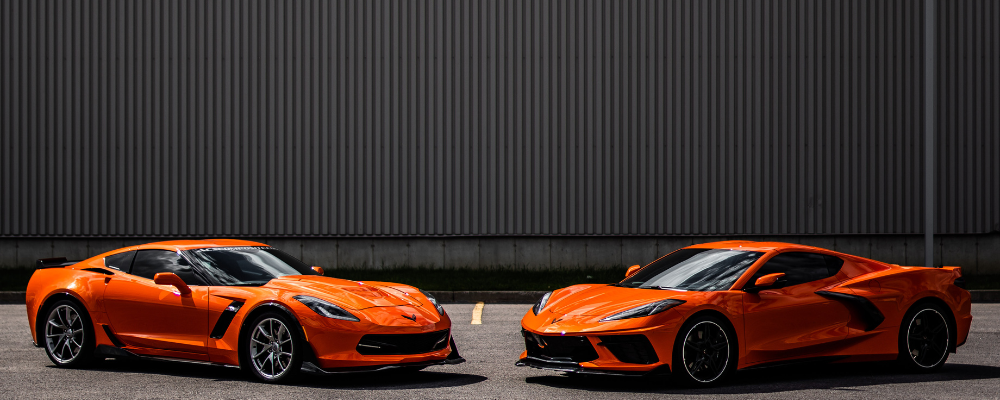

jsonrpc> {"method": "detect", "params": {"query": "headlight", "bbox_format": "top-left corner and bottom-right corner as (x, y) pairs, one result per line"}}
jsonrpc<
(599, 299), (686, 322)
(532, 291), (553, 315)
(293, 295), (360, 322)
(418, 289), (445, 315)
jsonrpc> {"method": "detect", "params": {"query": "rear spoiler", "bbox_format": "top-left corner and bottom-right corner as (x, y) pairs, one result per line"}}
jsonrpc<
(36, 257), (80, 269)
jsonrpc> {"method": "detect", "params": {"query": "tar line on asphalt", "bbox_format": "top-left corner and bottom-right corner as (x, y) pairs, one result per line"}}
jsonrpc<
(471, 302), (484, 325)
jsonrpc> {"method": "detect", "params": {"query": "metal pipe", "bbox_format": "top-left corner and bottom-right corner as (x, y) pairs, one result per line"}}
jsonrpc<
(925, 0), (936, 268)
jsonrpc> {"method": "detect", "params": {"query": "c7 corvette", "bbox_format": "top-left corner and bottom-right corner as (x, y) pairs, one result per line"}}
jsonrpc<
(518, 241), (971, 386)
(26, 239), (464, 383)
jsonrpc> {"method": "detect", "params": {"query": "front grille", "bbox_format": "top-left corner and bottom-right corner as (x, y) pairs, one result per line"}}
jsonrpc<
(356, 329), (450, 355)
(523, 329), (599, 363)
(598, 335), (659, 364)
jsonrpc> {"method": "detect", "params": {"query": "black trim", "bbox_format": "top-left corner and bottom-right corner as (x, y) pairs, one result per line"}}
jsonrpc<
(95, 344), (139, 359)
(815, 290), (885, 331)
(300, 359), (453, 374)
(356, 329), (451, 355)
(445, 338), (466, 364)
(953, 277), (966, 289)
(742, 355), (849, 371)
(94, 345), (239, 368)
(522, 329), (600, 363)
(101, 325), (126, 347)
(36, 257), (79, 269)
(515, 356), (670, 377)
(83, 268), (115, 275)
(210, 301), (244, 339)
(597, 335), (659, 364)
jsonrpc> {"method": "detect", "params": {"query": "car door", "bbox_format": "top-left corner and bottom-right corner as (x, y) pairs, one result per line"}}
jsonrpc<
(104, 249), (210, 358)
(742, 252), (852, 365)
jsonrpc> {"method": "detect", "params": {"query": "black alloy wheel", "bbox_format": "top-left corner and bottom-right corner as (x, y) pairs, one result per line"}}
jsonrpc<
(673, 315), (735, 386)
(899, 303), (951, 371)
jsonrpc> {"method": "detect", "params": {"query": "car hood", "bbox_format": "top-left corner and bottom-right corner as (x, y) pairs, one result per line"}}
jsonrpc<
(265, 276), (416, 310)
(547, 284), (693, 317)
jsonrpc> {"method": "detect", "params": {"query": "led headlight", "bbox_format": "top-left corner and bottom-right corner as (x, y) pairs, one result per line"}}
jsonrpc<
(532, 291), (553, 315)
(418, 289), (445, 315)
(293, 295), (360, 322)
(599, 299), (686, 322)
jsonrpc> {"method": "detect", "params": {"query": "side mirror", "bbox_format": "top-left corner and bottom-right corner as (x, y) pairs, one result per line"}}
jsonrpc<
(154, 272), (192, 295)
(625, 265), (642, 278)
(745, 273), (785, 294)
(312, 266), (325, 276)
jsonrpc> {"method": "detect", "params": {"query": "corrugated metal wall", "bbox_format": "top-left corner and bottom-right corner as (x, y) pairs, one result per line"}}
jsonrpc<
(0, 0), (996, 237)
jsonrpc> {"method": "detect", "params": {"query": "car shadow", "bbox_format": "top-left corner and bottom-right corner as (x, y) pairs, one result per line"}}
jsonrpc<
(524, 362), (1000, 394)
(84, 359), (486, 390)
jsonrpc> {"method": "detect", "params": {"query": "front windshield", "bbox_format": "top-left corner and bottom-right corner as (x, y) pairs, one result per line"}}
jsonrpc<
(617, 248), (764, 291)
(184, 246), (317, 286)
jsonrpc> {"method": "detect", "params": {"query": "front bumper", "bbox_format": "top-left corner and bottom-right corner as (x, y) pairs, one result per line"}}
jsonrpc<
(515, 356), (670, 377)
(517, 309), (685, 375)
(303, 338), (466, 374)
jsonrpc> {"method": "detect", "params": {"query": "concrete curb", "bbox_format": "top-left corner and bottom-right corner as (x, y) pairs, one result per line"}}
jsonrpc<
(0, 291), (24, 304)
(2, 290), (999, 305)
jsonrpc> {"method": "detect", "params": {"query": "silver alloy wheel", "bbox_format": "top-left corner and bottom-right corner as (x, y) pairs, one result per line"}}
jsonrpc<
(681, 320), (730, 383)
(45, 304), (85, 363)
(249, 317), (294, 379)
(906, 308), (949, 368)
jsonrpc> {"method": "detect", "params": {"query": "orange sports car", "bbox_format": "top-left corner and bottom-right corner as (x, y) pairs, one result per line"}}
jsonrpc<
(25, 239), (464, 383)
(518, 241), (971, 386)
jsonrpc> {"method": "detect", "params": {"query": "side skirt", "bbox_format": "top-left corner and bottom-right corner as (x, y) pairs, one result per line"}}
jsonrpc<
(740, 355), (850, 371)
(94, 345), (240, 369)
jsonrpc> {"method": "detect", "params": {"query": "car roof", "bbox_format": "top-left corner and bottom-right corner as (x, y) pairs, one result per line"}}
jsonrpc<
(686, 240), (835, 253)
(135, 239), (269, 251)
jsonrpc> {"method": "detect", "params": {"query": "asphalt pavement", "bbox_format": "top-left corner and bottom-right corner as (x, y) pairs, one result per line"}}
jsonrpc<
(1, 303), (999, 399)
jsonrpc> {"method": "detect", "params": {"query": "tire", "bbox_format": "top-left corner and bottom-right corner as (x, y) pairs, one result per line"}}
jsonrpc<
(898, 302), (951, 372)
(42, 299), (97, 368)
(240, 311), (304, 383)
(672, 315), (737, 387)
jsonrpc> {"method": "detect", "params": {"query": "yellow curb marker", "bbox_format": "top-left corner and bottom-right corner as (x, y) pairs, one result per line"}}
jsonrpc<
(471, 302), (484, 325)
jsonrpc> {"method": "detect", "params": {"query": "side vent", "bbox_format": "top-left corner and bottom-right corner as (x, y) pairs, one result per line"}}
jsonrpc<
(816, 291), (886, 331)
(83, 268), (115, 275)
(210, 301), (245, 339)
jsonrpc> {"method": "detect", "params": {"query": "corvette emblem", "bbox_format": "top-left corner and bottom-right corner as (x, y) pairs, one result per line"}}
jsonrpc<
(402, 314), (417, 322)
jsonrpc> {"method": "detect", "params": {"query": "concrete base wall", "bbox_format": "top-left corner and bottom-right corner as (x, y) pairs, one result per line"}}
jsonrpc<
(1, 234), (998, 274)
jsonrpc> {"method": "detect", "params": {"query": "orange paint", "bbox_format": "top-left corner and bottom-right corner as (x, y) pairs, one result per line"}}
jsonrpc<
(26, 239), (458, 376)
(519, 241), (972, 378)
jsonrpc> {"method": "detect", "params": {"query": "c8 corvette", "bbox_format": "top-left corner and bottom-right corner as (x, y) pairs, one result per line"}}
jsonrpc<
(26, 239), (464, 383)
(518, 241), (971, 386)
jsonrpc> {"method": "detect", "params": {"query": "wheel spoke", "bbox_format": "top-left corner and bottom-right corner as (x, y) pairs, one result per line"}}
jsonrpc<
(257, 325), (273, 340)
(252, 344), (271, 358)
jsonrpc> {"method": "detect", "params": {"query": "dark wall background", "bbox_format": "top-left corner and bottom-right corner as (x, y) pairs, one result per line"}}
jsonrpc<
(1, 0), (997, 237)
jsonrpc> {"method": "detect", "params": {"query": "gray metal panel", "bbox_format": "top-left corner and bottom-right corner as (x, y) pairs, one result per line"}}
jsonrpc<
(0, 0), (997, 237)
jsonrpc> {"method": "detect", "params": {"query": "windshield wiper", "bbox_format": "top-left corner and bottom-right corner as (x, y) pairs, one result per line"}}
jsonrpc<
(638, 285), (686, 291)
(225, 281), (269, 287)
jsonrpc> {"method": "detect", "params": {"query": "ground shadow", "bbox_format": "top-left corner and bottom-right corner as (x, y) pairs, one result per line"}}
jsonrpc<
(524, 362), (1000, 395)
(82, 359), (486, 390)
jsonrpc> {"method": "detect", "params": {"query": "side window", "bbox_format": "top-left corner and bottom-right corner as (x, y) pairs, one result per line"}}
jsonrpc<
(130, 250), (207, 286)
(104, 251), (136, 271)
(750, 252), (844, 288)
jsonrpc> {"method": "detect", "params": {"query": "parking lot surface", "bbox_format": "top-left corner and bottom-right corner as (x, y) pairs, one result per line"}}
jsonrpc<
(1, 303), (999, 399)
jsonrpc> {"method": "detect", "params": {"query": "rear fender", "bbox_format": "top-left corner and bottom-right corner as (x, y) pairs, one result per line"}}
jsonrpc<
(27, 266), (110, 346)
